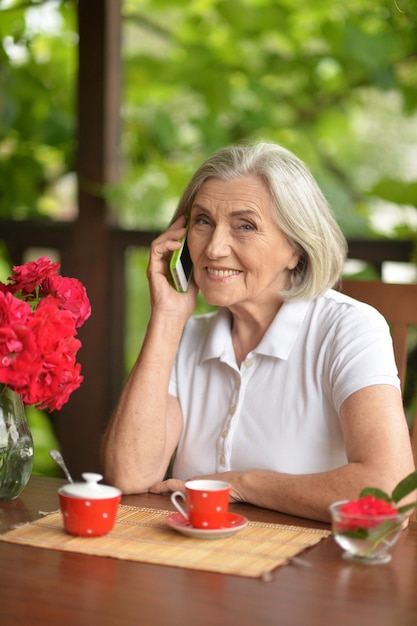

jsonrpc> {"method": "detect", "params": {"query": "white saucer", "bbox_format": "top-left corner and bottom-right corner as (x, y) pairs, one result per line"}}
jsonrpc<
(166, 512), (248, 539)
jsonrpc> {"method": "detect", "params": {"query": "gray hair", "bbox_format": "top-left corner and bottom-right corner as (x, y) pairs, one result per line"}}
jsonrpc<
(171, 141), (347, 300)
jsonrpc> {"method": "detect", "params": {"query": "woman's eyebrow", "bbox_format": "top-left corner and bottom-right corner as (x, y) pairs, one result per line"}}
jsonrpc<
(191, 203), (208, 212)
(229, 209), (259, 218)
(191, 202), (258, 217)
(191, 205), (260, 219)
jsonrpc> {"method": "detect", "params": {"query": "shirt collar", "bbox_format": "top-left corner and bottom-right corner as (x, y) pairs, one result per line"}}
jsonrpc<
(200, 299), (310, 363)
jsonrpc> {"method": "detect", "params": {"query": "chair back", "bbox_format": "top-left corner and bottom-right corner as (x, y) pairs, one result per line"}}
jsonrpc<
(341, 280), (417, 487)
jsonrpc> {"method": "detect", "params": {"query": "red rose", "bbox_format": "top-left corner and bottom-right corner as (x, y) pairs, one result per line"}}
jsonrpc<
(0, 257), (89, 411)
(5, 307), (83, 411)
(0, 324), (39, 386)
(0, 290), (31, 325)
(8, 256), (61, 295)
(339, 495), (399, 530)
(42, 275), (91, 327)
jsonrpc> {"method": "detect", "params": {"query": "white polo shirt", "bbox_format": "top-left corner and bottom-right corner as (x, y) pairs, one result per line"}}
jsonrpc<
(169, 289), (400, 480)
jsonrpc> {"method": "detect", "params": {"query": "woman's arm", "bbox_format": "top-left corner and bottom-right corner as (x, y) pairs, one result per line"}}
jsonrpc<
(151, 385), (415, 522)
(101, 217), (197, 493)
(101, 319), (184, 493)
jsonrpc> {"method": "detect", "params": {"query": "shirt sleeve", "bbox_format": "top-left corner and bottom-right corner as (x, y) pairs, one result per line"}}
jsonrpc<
(328, 302), (401, 413)
(168, 357), (178, 398)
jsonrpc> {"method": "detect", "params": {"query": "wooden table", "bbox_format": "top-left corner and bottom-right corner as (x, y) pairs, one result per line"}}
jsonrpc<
(1, 476), (416, 626)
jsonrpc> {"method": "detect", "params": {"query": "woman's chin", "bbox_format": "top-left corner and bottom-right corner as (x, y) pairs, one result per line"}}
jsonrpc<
(200, 289), (233, 308)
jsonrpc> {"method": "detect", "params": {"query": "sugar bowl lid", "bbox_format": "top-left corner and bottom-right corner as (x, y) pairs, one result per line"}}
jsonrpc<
(59, 472), (121, 499)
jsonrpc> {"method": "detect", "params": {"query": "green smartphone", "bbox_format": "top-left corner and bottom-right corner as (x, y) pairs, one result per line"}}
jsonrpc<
(169, 231), (193, 292)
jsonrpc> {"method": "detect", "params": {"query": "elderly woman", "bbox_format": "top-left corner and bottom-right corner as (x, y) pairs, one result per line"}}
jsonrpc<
(102, 142), (414, 522)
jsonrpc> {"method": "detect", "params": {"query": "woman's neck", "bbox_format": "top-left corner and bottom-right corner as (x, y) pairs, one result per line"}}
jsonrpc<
(229, 300), (284, 366)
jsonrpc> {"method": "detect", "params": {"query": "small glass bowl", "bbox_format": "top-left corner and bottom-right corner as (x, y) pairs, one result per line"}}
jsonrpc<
(329, 500), (404, 564)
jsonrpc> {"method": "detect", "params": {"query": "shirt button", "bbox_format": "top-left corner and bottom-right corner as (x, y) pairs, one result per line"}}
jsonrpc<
(229, 405), (236, 414)
(222, 429), (228, 438)
(219, 455), (226, 465)
(244, 357), (253, 367)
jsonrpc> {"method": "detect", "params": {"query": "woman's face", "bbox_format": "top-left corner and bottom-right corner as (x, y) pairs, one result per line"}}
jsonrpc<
(187, 176), (299, 312)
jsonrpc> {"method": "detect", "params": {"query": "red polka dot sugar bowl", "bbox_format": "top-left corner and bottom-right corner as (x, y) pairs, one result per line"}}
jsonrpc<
(58, 473), (121, 537)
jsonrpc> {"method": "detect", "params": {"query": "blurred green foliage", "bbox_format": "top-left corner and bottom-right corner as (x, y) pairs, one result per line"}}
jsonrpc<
(26, 406), (60, 477)
(0, 0), (77, 220)
(1, 0), (416, 234)
(114, 0), (417, 238)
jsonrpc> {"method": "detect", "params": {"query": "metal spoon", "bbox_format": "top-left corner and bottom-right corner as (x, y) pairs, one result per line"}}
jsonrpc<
(49, 449), (73, 483)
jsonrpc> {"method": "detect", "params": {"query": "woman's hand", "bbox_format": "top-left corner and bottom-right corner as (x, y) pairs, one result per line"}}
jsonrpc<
(190, 471), (245, 502)
(149, 472), (245, 503)
(149, 478), (186, 494)
(147, 215), (198, 320)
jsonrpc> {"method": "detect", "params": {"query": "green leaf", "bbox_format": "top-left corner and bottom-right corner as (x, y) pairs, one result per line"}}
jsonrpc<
(369, 179), (417, 207)
(359, 487), (391, 501)
(341, 527), (369, 540)
(392, 471), (417, 504)
(398, 503), (417, 515)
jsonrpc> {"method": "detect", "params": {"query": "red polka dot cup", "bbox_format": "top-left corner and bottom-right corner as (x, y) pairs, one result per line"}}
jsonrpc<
(171, 480), (231, 529)
(58, 472), (121, 537)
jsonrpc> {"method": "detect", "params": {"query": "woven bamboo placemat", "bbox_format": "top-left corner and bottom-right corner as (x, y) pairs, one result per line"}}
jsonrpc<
(0, 505), (330, 578)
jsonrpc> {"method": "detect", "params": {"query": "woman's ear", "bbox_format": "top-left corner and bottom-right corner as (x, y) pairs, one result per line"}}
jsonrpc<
(288, 250), (301, 271)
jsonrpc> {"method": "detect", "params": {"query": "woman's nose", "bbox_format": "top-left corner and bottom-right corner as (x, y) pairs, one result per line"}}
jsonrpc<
(205, 226), (231, 259)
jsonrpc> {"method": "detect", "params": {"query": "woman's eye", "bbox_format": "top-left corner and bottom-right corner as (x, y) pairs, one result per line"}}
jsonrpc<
(238, 222), (256, 231)
(193, 215), (211, 226)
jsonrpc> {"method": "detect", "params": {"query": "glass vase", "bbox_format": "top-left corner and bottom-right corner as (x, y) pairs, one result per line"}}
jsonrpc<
(329, 500), (404, 564)
(0, 384), (34, 501)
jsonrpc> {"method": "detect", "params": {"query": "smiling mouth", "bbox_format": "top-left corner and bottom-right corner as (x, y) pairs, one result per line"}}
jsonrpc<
(206, 268), (241, 278)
